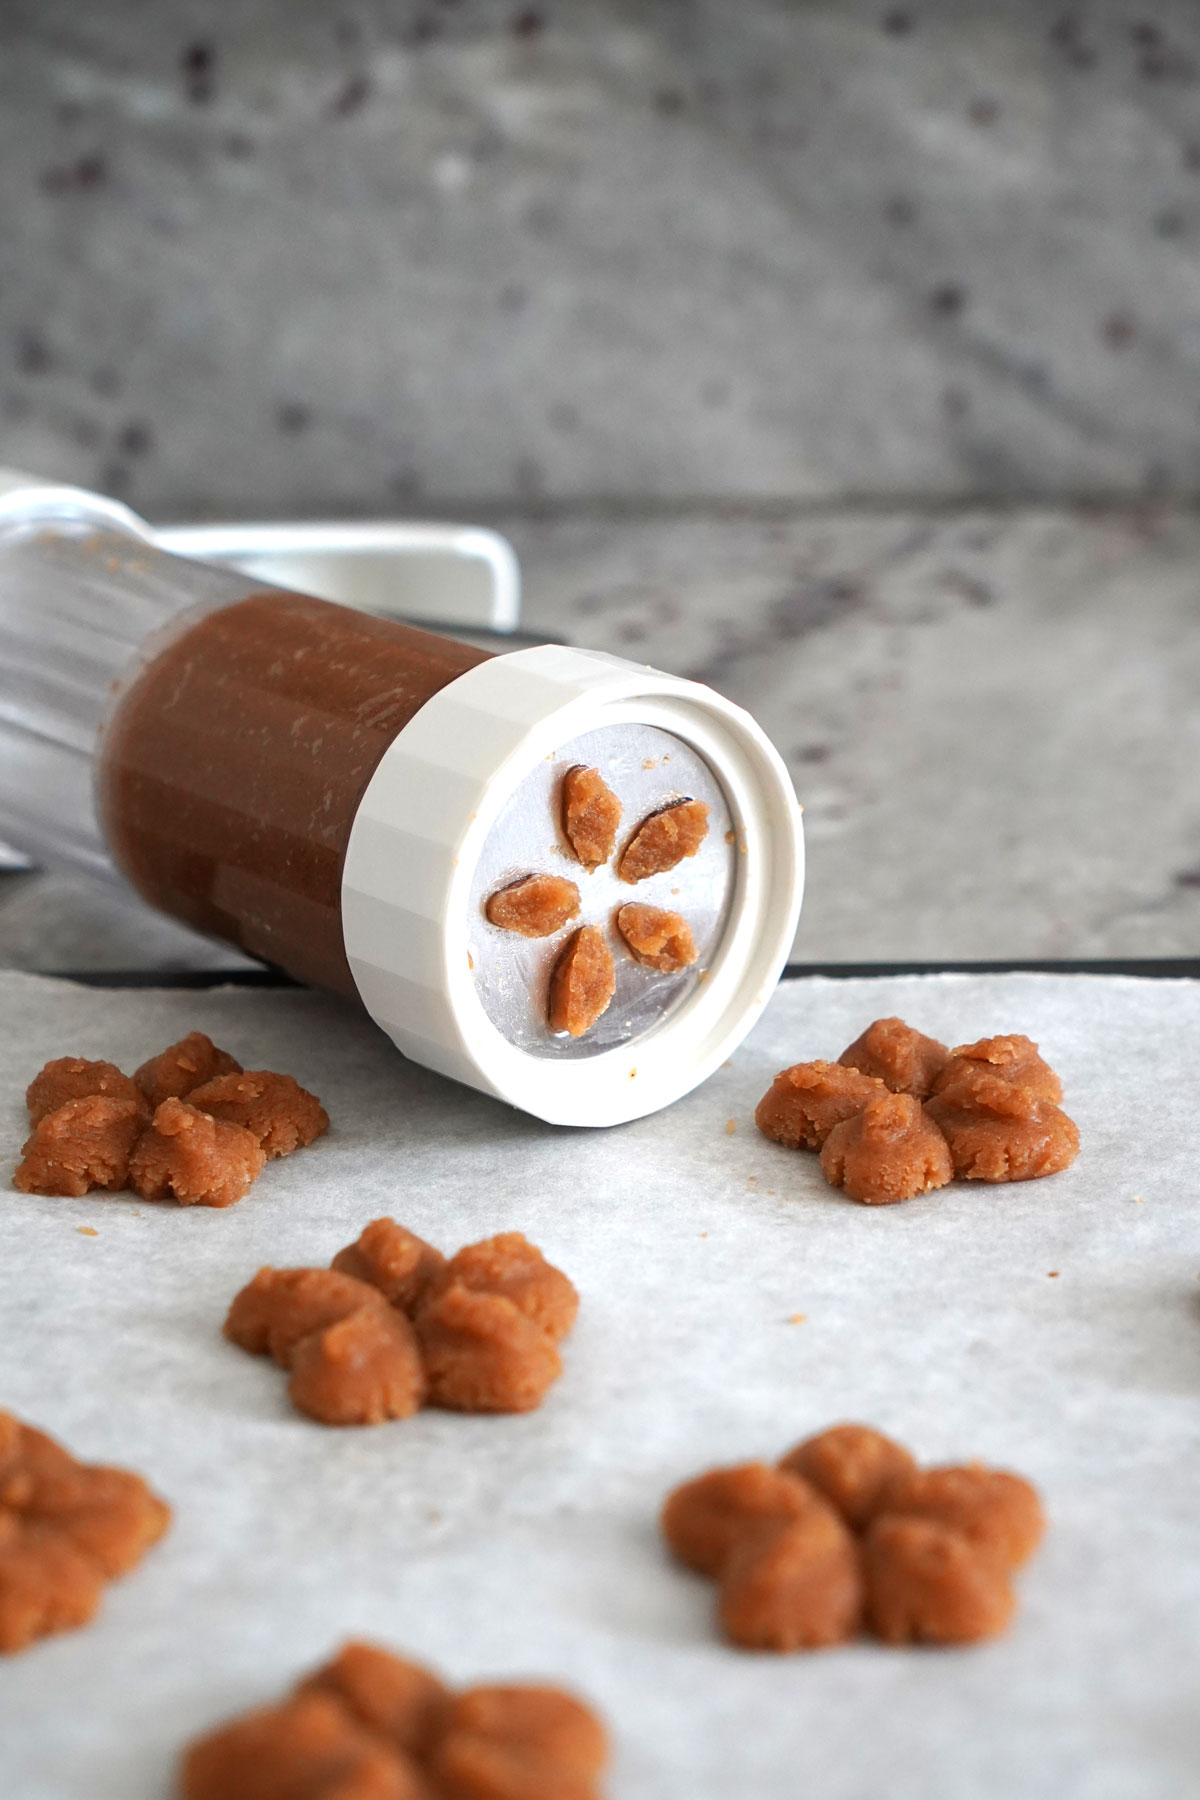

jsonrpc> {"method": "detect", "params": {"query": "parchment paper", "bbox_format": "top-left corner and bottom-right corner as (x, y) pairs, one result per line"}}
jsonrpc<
(0, 969), (1197, 1800)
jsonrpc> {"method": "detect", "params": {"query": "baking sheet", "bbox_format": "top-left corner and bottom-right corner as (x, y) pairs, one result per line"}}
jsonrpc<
(0, 968), (1197, 1800)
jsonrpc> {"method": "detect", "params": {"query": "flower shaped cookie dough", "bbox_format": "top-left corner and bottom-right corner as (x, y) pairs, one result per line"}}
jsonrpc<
(485, 764), (711, 1039)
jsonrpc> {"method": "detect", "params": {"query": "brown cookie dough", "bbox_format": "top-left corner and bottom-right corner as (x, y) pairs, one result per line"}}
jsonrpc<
(22, 1462), (172, 1579)
(838, 1017), (951, 1100)
(561, 766), (622, 872)
(486, 874), (581, 939)
(180, 1689), (427, 1800)
(129, 1097), (266, 1208)
(663, 1426), (1044, 1654)
(617, 798), (709, 884)
(754, 1060), (886, 1152)
(0, 1528), (105, 1658)
(876, 1465), (1045, 1570)
(14, 1095), (144, 1197)
(0, 1411), (169, 1655)
(439, 1685), (609, 1782)
(188, 1070), (328, 1159)
(548, 925), (615, 1038)
(863, 1515), (1015, 1645)
(432, 1233), (579, 1343)
(660, 1463), (825, 1578)
(779, 1425), (918, 1531)
(225, 1267), (388, 1367)
(332, 1219), (447, 1316)
(26, 1057), (148, 1127)
(819, 1092), (954, 1205)
(179, 1642), (609, 1800)
(289, 1304), (427, 1427)
(417, 1284), (563, 1414)
(134, 1031), (242, 1109)
(930, 1033), (1063, 1106)
(925, 1071), (1080, 1182)
(228, 1226), (577, 1425)
(298, 1641), (450, 1760)
(718, 1510), (863, 1652)
(614, 903), (697, 973)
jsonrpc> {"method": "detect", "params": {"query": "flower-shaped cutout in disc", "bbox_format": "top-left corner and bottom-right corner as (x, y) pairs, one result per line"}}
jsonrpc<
(472, 724), (734, 1058)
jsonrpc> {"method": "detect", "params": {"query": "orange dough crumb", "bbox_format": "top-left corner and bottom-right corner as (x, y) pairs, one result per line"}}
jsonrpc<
(332, 1218), (447, 1316)
(615, 903), (697, 973)
(718, 1510), (863, 1651)
(432, 1233), (579, 1343)
(128, 1097), (266, 1208)
(754, 1060), (885, 1152)
(819, 1092), (954, 1205)
(618, 798), (709, 883)
(863, 1515), (1015, 1645)
(661, 1463), (827, 1577)
(298, 1640), (450, 1759)
(548, 925), (615, 1037)
(188, 1070), (328, 1159)
(289, 1305), (426, 1427)
(486, 873), (581, 939)
(779, 1425), (918, 1531)
(181, 1646), (608, 1800)
(133, 1031), (242, 1108)
(26, 1057), (148, 1127)
(930, 1033), (1063, 1106)
(417, 1284), (563, 1414)
(875, 1465), (1045, 1570)
(0, 1411), (169, 1655)
(925, 1067), (1079, 1182)
(561, 765), (622, 871)
(14, 1095), (143, 1197)
(837, 1017), (951, 1100)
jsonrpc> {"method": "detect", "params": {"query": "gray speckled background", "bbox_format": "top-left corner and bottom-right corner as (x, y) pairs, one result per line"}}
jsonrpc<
(0, 0), (1198, 964)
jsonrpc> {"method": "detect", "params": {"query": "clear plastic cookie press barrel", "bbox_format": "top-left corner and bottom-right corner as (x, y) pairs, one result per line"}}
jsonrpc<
(0, 471), (804, 1126)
